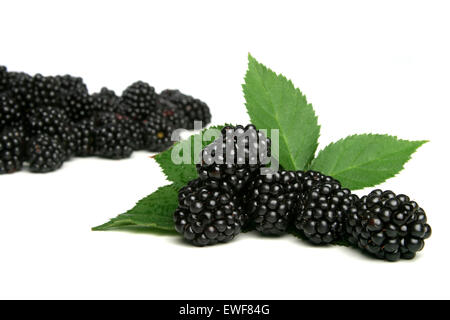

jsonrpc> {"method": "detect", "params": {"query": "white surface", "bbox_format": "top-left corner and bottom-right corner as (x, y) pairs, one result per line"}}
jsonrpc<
(1, 0), (449, 299)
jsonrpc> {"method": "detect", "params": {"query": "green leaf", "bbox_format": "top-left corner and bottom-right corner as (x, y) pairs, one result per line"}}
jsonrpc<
(92, 183), (182, 232)
(154, 125), (224, 185)
(310, 134), (427, 190)
(243, 54), (320, 170)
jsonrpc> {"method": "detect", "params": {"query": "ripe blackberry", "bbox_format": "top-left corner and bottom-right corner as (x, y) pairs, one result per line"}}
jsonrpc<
(0, 126), (24, 174)
(72, 117), (96, 156)
(245, 171), (301, 235)
(156, 96), (187, 129)
(19, 74), (62, 110)
(160, 89), (211, 129)
(297, 170), (339, 193)
(94, 122), (133, 159)
(197, 124), (271, 193)
(346, 189), (432, 261)
(60, 90), (93, 121)
(141, 114), (174, 152)
(27, 134), (66, 173)
(0, 66), (9, 93)
(26, 106), (70, 137)
(174, 178), (245, 246)
(0, 93), (23, 128)
(294, 181), (358, 245)
(121, 81), (157, 120)
(91, 87), (120, 113)
(56, 74), (88, 95)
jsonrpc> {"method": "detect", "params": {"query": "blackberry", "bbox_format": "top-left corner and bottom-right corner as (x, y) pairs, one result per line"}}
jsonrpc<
(27, 134), (66, 173)
(72, 117), (96, 156)
(120, 116), (144, 151)
(245, 171), (301, 235)
(60, 90), (93, 121)
(0, 66), (9, 93)
(346, 189), (432, 261)
(121, 81), (157, 120)
(26, 106), (70, 137)
(141, 114), (174, 152)
(197, 124), (271, 193)
(297, 170), (339, 193)
(94, 122), (133, 159)
(294, 181), (358, 245)
(0, 126), (24, 174)
(156, 96), (187, 129)
(0, 93), (23, 128)
(160, 89), (211, 129)
(56, 74), (88, 95)
(174, 178), (244, 246)
(91, 87), (120, 113)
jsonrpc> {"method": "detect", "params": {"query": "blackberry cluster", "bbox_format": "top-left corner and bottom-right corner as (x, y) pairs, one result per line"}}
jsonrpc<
(0, 64), (212, 174)
(197, 124), (271, 193)
(245, 171), (301, 235)
(294, 181), (358, 244)
(161, 89), (211, 129)
(346, 190), (432, 261)
(174, 179), (245, 246)
(175, 130), (432, 261)
(174, 124), (271, 245)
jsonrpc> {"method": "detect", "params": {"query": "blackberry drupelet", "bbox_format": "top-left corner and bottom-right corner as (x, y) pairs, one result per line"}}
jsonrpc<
(197, 124), (271, 193)
(346, 189), (432, 261)
(245, 171), (301, 235)
(156, 96), (187, 129)
(91, 87), (121, 113)
(0, 93), (22, 128)
(174, 178), (245, 246)
(141, 114), (174, 152)
(27, 134), (66, 173)
(94, 122), (133, 159)
(294, 181), (358, 245)
(0, 126), (24, 174)
(160, 89), (211, 129)
(121, 81), (157, 120)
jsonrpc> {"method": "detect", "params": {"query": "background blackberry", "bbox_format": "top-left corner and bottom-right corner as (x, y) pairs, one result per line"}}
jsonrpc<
(56, 74), (88, 95)
(0, 126), (24, 174)
(60, 90), (93, 121)
(297, 170), (339, 193)
(346, 189), (432, 261)
(197, 124), (271, 193)
(91, 87), (120, 113)
(94, 122), (133, 159)
(141, 113), (174, 152)
(0, 93), (22, 128)
(160, 89), (211, 129)
(156, 96), (188, 129)
(121, 81), (157, 120)
(245, 171), (301, 235)
(72, 117), (96, 157)
(27, 134), (66, 173)
(26, 106), (70, 137)
(174, 178), (245, 246)
(294, 181), (358, 245)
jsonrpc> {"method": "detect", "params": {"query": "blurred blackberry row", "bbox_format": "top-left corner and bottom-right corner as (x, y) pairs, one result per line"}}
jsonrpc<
(0, 65), (211, 174)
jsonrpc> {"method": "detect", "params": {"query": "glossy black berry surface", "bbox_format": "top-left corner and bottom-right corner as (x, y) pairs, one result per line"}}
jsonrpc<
(346, 189), (432, 261)
(295, 181), (358, 244)
(197, 124), (271, 193)
(245, 171), (302, 235)
(27, 134), (66, 173)
(174, 179), (245, 246)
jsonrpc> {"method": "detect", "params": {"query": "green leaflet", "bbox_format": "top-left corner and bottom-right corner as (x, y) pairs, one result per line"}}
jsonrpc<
(310, 134), (427, 190)
(92, 183), (182, 232)
(243, 54), (320, 170)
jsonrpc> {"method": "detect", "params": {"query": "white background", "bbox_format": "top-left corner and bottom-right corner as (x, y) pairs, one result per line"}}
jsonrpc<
(1, 0), (449, 299)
